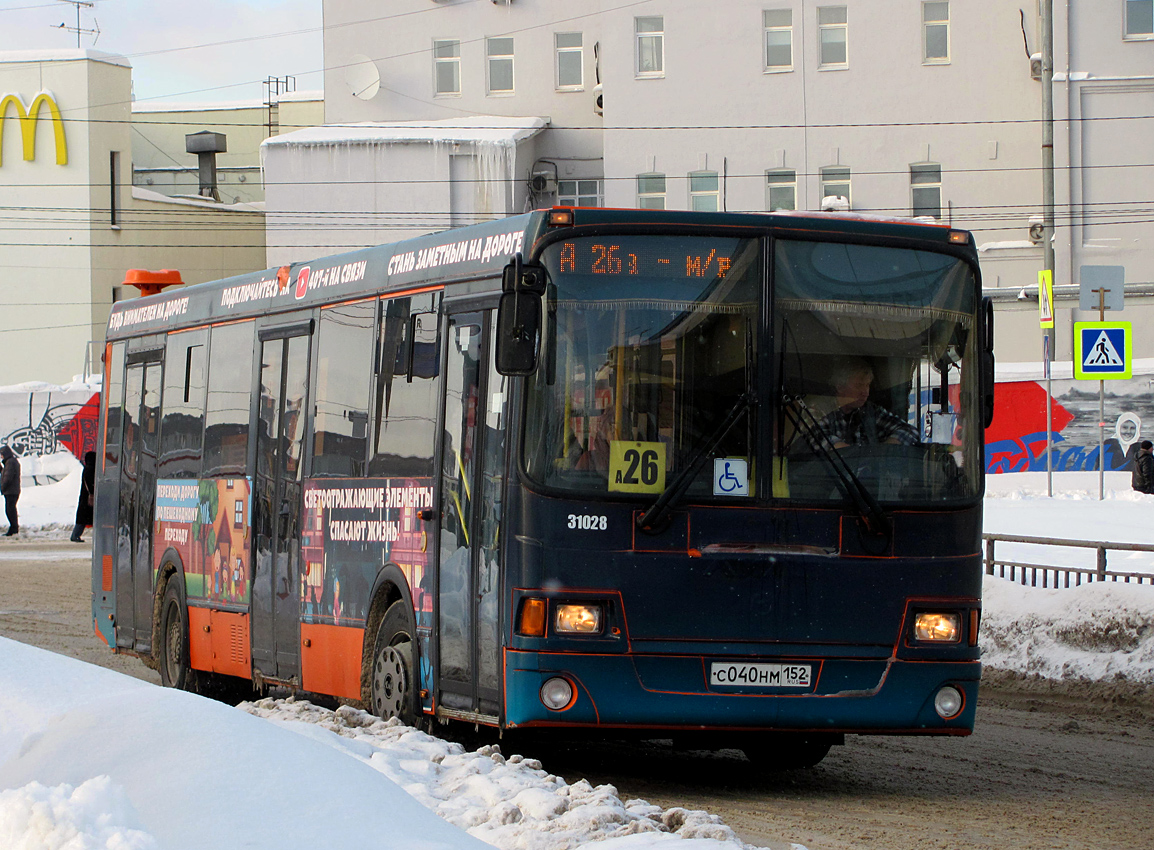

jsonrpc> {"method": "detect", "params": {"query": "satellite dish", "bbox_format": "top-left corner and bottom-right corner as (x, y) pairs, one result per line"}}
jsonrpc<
(345, 54), (381, 100)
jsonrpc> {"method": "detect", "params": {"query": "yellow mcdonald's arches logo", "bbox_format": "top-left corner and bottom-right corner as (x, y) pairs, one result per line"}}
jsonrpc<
(0, 92), (69, 167)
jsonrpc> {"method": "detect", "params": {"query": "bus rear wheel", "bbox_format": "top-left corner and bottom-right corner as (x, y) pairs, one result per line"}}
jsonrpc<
(159, 578), (195, 691)
(370, 601), (418, 726)
(742, 734), (835, 770)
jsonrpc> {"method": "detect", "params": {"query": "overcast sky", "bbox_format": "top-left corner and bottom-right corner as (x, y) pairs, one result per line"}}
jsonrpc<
(0, 0), (324, 103)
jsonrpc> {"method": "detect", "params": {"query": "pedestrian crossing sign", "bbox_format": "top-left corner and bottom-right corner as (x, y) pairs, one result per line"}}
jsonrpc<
(1074, 321), (1131, 380)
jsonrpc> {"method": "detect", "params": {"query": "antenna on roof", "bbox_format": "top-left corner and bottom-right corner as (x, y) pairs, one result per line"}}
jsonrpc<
(55, 0), (99, 49)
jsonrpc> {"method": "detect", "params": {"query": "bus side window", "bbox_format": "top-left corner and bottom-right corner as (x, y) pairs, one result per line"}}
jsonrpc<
(104, 341), (127, 470)
(203, 321), (256, 476)
(159, 329), (207, 479)
(370, 292), (441, 478)
(312, 301), (375, 477)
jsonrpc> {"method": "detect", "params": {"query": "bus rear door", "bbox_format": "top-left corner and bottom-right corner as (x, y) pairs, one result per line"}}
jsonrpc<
(115, 351), (162, 651)
(251, 324), (312, 684)
(436, 309), (505, 720)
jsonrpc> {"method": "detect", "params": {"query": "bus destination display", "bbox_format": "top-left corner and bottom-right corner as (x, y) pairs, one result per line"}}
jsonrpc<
(558, 240), (734, 279)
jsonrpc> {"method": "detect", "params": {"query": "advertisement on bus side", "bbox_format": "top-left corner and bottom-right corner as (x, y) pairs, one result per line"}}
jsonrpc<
(301, 477), (434, 709)
(154, 478), (253, 605)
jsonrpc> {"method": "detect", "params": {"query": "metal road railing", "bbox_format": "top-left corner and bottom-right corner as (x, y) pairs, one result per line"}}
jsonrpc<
(983, 533), (1154, 588)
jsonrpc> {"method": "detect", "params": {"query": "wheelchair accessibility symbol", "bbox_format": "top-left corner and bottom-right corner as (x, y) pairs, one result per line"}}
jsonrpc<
(713, 458), (749, 497)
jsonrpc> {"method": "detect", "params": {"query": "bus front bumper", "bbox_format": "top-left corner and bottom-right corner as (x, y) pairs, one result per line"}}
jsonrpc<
(503, 649), (979, 734)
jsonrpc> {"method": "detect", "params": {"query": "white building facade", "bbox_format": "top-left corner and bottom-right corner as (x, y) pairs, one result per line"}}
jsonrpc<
(269, 0), (1154, 363)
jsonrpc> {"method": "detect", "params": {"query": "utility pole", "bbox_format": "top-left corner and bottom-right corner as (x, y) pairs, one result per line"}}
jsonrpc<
(1041, 0), (1056, 496)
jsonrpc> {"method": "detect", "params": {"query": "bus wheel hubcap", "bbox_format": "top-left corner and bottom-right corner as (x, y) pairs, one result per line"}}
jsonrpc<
(165, 608), (180, 676)
(374, 645), (407, 718)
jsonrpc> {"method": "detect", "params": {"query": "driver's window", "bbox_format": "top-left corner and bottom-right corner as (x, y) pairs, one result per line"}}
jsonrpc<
(784, 355), (918, 454)
(773, 237), (978, 503)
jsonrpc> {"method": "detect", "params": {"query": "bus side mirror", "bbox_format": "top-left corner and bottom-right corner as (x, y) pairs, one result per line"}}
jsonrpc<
(496, 291), (542, 375)
(496, 254), (546, 376)
(981, 297), (995, 428)
(502, 253), (545, 294)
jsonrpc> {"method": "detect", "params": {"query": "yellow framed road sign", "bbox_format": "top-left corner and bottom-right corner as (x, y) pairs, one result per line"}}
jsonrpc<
(1038, 270), (1054, 328)
(1073, 321), (1131, 380)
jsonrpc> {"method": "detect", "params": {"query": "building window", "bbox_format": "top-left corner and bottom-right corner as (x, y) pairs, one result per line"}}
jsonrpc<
(1125, 0), (1153, 37)
(487, 37), (514, 94)
(558, 179), (602, 206)
(766, 169), (796, 211)
(817, 6), (848, 67)
(820, 166), (851, 207)
(637, 173), (666, 209)
(556, 32), (584, 89)
(763, 9), (793, 71)
(109, 151), (120, 227)
(434, 39), (461, 95)
(689, 171), (720, 212)
(911, 163), (942, 219)
(234, 499), (244, 529)
(923, 2), (950, 62)
(635, 16), (664, 77)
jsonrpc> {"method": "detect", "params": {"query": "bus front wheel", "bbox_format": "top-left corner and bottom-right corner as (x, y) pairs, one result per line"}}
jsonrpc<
(370, 601), (418, 726)
(159, 578), (195, 691)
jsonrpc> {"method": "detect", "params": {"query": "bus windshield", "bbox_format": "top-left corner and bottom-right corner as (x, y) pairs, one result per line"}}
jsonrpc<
(775, 239), (980, 503)
(523, 233), (981, 504)
(525, 235), (761, 499)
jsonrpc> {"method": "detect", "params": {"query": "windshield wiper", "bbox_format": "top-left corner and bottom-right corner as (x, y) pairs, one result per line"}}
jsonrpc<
(636, 392), (751, 533)
(781, 395), (891, 540)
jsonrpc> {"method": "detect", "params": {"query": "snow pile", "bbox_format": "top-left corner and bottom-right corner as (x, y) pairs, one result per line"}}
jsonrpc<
(245, 698), (748, 850)
(0, 638), (773, 850)
(0, 638), (499, 850)
(981, 576), (1154, 684)
(0, 776), (155, 850)
(0, 376), (100, 395)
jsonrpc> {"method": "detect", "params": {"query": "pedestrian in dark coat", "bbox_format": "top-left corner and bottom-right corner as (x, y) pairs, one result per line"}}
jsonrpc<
(0, 445), (20, 536)
(1132, 440), (1154, 494)
(71, 451), (96, 542)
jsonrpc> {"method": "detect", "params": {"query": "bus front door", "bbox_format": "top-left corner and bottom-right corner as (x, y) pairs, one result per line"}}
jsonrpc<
(251, 329), (311, 685)
(436, 310), (505, 719)
(115, 354), (162, 652)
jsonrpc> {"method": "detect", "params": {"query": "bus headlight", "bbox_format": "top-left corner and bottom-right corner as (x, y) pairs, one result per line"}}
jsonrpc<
(914, 612), (960, 642)
(554, 603), (603, 634)
(540, 677), (574, 710)
(934, 685), (964, 719)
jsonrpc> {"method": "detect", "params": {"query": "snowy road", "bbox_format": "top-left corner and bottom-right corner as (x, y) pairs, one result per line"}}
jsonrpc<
(2, 538), (1152, 850)
(536, 681), (1154, 850)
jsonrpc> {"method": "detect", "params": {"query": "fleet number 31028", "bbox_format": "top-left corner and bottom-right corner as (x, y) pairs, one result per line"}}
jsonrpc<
(568, 514), (607, 530)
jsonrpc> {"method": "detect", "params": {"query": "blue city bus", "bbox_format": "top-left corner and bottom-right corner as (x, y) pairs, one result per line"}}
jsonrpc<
(93, 207), (992, 767)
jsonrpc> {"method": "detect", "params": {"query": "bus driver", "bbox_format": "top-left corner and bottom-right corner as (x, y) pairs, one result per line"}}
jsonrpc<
(810, 358), (918, 449)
